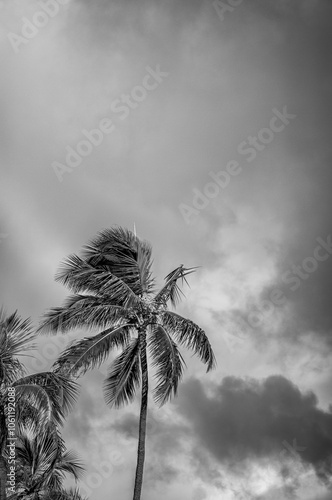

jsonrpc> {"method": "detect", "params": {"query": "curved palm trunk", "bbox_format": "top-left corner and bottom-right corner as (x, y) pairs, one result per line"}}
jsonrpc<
(133, 330), (148, 500)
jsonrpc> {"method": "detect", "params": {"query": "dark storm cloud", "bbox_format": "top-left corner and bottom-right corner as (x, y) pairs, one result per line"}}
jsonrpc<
(178, 376), (332, 482)
(260, 235), (332, 340)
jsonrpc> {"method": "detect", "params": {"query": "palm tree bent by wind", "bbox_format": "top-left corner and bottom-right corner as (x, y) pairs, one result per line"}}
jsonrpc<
(39, 227), (216, 500)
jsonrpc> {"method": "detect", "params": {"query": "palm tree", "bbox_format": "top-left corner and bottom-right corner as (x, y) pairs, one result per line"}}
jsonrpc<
(38, 227), (216, 500)
(0, 310), (34, 500)
(0, 309), (79, 500)
(9, 422), (85, 500)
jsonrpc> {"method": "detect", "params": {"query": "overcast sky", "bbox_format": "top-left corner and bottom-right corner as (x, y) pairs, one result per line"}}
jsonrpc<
(1, 0), (332, 499)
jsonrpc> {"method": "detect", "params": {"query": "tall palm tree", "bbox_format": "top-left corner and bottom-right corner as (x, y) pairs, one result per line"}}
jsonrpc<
(38, 227), (216, 500)
(0, 309), (79, 500)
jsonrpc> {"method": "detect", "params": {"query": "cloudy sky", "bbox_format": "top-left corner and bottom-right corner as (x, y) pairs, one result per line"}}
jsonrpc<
(1, 0), (332, 498)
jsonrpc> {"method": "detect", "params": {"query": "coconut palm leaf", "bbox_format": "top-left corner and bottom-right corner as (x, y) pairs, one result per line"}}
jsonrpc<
(38, 295), (129, 335)
(154, 266), (197, 307)
(54, 450), (85, 482)
(149, 324), (186, 406)
(0, 309), (35, 355)
(0, 309), (35, 387)
(12, 383), (53, 429)
(54, 255), (142, 308)
(103, 336), (141, 407)
(15, 426), (60, 477)
(39, 449), (84, 493)
(14, 396), (50, 437)
(161, 311), (216, 371)
(13, 372), (79, 425)
(82, 227), (155, 295)
(53, 324), (132, 377)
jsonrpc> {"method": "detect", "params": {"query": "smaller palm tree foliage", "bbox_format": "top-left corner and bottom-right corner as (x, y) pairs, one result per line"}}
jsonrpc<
(38, 226), (216, 500)
(7, 422), (85, 500)
(0, 309), (80, 500)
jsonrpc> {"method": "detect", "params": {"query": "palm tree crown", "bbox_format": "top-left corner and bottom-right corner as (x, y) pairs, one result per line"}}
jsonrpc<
(40, 227), (215, 396)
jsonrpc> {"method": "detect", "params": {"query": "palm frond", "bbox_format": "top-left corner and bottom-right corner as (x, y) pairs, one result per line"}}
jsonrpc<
(136, 240), (155, 295)
(53, 324), (132, 377)
(0, 309), (35, 353)
(154, 265), (198, 307)
(14, 372), (79, 425)
(16, 425), (60, 476)
(161, 312), (216, 371)
(15, 398), (49, 436)
(55, 450), (85, 482)
(53, 254), (143, 308)
(82, 226), (155, 295)
(12, 383), (53, 428)
(149, 324), (186, 406)
(0, 309), (35, 386)
(0, 358), (25, 387)
(44, 470), (66, 493)
(15, 433), (35, 470)
(38, 294), (129, 335)
(103, 336), (140, 407)
(50, 254), (140, 307)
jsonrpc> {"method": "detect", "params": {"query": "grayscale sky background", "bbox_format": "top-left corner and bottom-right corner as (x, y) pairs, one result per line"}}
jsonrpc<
(1, 1), (332, 499)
